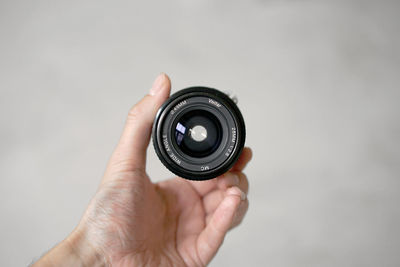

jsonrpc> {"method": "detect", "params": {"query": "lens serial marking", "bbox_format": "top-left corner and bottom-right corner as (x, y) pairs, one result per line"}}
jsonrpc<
(189, 125), (207, 142)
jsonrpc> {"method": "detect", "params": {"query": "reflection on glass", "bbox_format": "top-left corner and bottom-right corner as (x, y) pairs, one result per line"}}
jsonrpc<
(175, 122), (186, 145)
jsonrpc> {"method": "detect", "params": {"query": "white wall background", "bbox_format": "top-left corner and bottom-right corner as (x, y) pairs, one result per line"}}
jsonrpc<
(1, 0), (399, 266)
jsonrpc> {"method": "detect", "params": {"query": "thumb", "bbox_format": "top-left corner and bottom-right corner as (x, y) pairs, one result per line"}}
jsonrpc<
(106, 73), (171, 176)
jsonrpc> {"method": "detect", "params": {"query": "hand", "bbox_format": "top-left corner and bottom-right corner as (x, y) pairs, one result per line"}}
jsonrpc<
(34, 73), (252, 267)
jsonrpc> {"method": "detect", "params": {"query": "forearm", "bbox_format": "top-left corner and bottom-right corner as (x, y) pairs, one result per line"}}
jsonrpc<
(33, 229), (108, 267)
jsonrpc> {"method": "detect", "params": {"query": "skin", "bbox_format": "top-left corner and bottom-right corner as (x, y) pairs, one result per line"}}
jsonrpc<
(34, 73), (252, 267)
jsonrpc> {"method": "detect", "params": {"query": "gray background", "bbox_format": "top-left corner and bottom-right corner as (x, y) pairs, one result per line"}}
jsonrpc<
(1, 0), (399, 266)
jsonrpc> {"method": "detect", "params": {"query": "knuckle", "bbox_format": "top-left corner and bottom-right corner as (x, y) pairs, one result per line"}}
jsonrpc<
(128, 104), (144, 121)
(237, 172), (249, 194)
(126, 96), (152, 123)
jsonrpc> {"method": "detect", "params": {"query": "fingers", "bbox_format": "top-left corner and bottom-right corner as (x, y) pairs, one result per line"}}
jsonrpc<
(203, 172), (249, 215)
(230, 147), (252, 172)
(187, 179), (219, 198)
(187, 147), (252, 197)
(217, 172), (240, 189)
(205, 197), (249, 228)
(218, 172), (249, 193)
(107, 74), (171, 174)
(196, 186), (246, 265)
(230, 198), (249, 229)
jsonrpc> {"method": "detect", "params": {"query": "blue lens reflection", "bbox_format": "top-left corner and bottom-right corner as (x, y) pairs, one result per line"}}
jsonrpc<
(175, 122), (186, 145)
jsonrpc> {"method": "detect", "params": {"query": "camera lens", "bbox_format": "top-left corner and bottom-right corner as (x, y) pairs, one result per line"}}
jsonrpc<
(152, 87), (246, 180)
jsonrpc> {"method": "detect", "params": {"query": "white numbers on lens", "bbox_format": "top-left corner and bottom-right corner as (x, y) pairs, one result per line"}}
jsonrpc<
(225, 145), (234, 157)
(231, 127), (237, 143)
(170, 100), (187, 115)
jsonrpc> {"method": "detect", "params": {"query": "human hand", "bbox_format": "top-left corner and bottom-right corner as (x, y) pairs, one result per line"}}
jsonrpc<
(34, 74), (252, 267)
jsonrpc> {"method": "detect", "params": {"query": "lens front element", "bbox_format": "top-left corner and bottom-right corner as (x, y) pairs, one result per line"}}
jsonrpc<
(174, 110), (222, 158)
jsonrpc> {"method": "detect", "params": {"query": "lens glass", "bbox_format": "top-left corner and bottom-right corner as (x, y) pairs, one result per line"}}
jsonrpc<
(174, 109), (222, 158)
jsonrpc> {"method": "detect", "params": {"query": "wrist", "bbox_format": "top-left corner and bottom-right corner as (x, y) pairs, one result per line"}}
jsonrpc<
(33, 228), (109, 267)
(65, 227), (109, 267)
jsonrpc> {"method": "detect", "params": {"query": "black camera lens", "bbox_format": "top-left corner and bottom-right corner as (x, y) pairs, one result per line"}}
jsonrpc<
(152, 87), (246, 180)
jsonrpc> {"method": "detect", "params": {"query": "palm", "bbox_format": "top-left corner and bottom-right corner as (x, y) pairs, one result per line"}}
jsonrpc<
(94, 169), (246, 267)
(158, 177), (212, 266)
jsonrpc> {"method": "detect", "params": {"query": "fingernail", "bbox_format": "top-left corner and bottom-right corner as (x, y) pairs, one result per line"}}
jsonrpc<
(150, 73), (166, 96)
(227, 186), (246, 201)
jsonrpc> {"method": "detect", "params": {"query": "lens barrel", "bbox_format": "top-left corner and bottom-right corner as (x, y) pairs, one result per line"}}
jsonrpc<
(152, 87), (246, 180)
